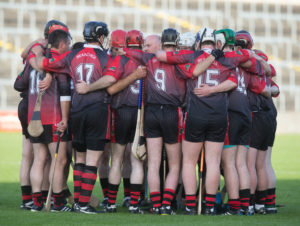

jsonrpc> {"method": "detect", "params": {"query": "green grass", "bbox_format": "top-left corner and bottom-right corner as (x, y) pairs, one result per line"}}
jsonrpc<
(0, 132), (300, 225)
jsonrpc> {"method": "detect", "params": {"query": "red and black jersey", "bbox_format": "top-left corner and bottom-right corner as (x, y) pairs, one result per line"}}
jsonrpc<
(125, 49), (186, 107)
(17, 49), (71, 125)
(105, 54), (141, 109)
(165, 49), (241, 118)
(225, 51), (265, 117)
(42, 44), (116, 113)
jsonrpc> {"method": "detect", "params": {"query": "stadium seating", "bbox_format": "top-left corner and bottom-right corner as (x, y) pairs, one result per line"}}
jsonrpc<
(0, 0), (299, 111)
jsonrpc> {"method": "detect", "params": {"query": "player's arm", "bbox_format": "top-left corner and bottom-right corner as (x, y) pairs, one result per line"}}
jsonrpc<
(252, 53), (272, 76)
(32, 45), (70, 74)
(56, 73), (71, 133)
(194, 71), (237, 97)
(107, 66), (147, 95)
(270, 79), (280, 97)
(194, 80), (237, 97)
(14, 68), (29, 92)
(192, 49), (223, 77)
(21, 39), (46, 60)
(156, 50), (194, 64)
(248, 74), (271, 98)
(76, 75), (117, 94)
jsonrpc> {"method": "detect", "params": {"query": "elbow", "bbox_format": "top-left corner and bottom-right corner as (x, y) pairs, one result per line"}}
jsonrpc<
(261, 88), (271, 98)
(231, 82), (238, 90)
(107, 86), (116, 95)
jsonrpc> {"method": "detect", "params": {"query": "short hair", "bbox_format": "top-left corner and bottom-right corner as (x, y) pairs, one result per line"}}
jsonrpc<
(48, 30), (70, 49)
(72, 42), (84, 50)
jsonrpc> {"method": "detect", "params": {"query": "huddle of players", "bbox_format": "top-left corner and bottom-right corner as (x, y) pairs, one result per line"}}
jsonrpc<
(14, 19), (279, 216)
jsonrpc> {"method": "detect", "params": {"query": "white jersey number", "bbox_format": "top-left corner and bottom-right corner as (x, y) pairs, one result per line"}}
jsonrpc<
(76, 63), (94, 84)
(29, 70), (41, 94)
(154, 69), (166, 91)
(236, 68), (247, 95)
(197, 69), (220, 87)
(130, 79), (140, 94)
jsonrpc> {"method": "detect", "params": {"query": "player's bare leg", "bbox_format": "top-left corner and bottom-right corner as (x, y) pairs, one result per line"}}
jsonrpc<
(182, 140), (202, 211)
(30, 143), (49, 210)
(255, 150), (268, 214)
(41, 154), (50, 202)
(160, 142), (181, 214)
(20, 136), (34, 210)
(204, 141), (223, 213)
(265, 146), (277, 213)
(236, 145), (251, 214)
(122, 144), (132, 207)
(221, 146), (240, 214)
(247, 147), (257, 213)
(147, 137), (163, 211)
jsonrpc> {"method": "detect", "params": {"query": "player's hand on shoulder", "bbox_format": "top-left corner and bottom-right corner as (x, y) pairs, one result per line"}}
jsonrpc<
(31, 44), (44, 55)
(75, 80), (90, 94)
(135, 66), (147, 79)
(155, 50), (167, 62)
(194, 84), (213, 97)
(39, 73), (52, 91)
(211, 49), (224, 59)
(116, 48), (126, 55)
(37, 38), (48, 48)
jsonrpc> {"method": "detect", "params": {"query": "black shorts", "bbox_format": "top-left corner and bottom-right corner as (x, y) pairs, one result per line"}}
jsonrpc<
(183, 112), (227, 143)
(29, 124), (69, 144)
(250, 111), (274, 151)
(71, 103), (110, 152)
(18, 98), (30, 139)
(224, 111), (251, 146)
(111, 106), (138, 145)
(144, 104), (182, 144)
(265, 111), (277, 147)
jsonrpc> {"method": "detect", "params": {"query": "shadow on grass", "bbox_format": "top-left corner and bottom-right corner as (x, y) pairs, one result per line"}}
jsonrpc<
(0, 180), (299, 226)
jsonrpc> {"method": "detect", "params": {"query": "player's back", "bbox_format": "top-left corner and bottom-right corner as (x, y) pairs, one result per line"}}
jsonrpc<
(111, 56), (141, 109)
(145, 56), (186, 106)
(66, 45), (110, 113)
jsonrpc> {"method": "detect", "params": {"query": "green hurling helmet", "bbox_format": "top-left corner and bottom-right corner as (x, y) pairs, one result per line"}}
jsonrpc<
(215, 28), (236, 47)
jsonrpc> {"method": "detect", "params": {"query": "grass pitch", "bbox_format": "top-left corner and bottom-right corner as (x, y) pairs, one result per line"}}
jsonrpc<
(0, 132), (300, 226)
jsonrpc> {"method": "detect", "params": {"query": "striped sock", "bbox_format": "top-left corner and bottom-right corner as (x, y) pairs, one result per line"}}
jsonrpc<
(265, 188), (276, 208)
(250, 193), (255, 206)
(185, 194), (196, 208)
(255, 190), (267, 205)
(130, 184), (142, 207)
(73, 163), (85, 203)
(108, 183), (120, 206)
(240, 189), (250, 210)
(100, 178), (109, 198)
(162, 188), (176, 207)
(123, 178), (131, 198)
(53, 191), (65, 208)
(21, 185), (32, 204)
(205, 194), (216, 208)
(150, 192), (161, 208)
(32, 192), (43, 207)
(228, 199), (240, 211)
(78, 165), (97, 207)
(62, 188), (72, 199)
(41, 190), (48, 203)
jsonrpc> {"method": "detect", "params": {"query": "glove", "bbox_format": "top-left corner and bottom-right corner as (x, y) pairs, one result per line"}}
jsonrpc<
(211, 49), (224, 59)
